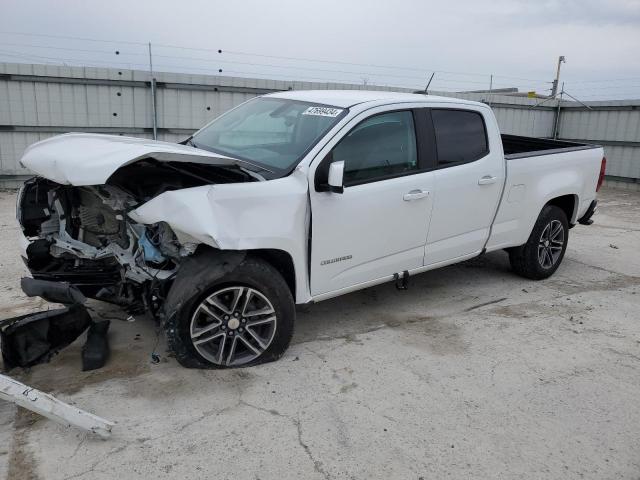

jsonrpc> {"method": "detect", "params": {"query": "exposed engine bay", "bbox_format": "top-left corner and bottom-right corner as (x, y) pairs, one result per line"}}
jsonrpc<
(17, 160), (257, 316)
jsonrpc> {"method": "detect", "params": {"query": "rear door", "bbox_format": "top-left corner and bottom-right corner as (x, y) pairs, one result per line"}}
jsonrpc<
(309, 108), (436, 296)
(423, 107), (504, 266)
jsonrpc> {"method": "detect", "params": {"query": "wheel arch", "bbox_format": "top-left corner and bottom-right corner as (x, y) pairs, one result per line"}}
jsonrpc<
(174, 245), (300, 303)
(249, 248), (297, 301)
(545, 194), (579, 225)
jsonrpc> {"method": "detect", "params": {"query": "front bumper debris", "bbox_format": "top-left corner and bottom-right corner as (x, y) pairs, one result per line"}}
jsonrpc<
(0, 304), (91, 369)
(21, 277), (87, 304)
(1, 278), (110, 371)
(0, 373), (114, 438)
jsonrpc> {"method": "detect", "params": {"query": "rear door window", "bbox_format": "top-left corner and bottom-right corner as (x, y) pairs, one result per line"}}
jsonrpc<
(431, 109), (488, 165)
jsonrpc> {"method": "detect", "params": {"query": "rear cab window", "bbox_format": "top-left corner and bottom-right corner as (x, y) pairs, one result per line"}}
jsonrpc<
(431, 109), (489, 166)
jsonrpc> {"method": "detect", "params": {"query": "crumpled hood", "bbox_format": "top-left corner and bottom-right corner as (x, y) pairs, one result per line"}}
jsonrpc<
(19, 133), (250, 186)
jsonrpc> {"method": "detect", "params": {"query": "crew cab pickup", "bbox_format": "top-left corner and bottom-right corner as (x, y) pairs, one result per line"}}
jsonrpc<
(16, 90), (606, 368)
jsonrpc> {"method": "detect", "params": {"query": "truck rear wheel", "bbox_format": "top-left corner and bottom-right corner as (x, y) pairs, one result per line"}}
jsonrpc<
(164, 251), (295, 368)
(509, 205), (569, 280)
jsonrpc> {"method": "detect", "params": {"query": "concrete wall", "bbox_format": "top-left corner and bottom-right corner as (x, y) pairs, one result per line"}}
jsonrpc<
(1, 63), (637, 187)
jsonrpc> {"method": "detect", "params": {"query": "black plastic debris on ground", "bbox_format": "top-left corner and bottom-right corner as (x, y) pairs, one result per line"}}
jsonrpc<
(0, 305), (91, 370)
(0, 278), (111, 371)
(82, 321), (110, 371)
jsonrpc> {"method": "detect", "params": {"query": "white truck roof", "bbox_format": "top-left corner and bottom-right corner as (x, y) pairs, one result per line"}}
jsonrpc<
(266, 89), (485, 108)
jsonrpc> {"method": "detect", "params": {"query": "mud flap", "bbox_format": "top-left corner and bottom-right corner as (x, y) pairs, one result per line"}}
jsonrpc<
(578, 200), (597, 225)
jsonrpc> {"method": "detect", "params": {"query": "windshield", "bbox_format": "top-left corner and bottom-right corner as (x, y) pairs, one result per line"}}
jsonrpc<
(191, 97), (347, 176)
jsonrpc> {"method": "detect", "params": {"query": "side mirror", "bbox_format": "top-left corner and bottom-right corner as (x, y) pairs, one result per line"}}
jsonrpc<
(328, 161), (345, 194)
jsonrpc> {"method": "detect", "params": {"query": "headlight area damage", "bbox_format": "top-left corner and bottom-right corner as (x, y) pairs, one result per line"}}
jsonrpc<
(14, 133), (309, 369)
(17, 159), (258, 316)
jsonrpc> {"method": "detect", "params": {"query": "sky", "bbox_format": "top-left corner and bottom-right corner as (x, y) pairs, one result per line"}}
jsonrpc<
(1, 0), (640, 100)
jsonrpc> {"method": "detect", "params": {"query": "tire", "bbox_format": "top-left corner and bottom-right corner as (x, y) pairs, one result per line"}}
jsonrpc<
(164, 250), (295, 369)
(509, 205), (569, 280)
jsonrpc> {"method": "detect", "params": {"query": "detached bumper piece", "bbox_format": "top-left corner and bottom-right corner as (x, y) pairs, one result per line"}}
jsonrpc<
(82, 320), (111, 371)
(0, 373), (114, 438)
(578, 200), (598, 225)
(1, 305), (91, 370)
(20, 277), (87, 305)
(0, 278), (110, 371)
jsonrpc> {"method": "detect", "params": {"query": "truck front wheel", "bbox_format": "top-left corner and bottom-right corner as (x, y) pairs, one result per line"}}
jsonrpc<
(164, 252), (295, 368)
(509, 205), (569, 280)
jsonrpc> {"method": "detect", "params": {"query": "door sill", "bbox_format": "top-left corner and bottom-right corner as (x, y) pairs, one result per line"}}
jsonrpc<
(310, 250), (481, 303)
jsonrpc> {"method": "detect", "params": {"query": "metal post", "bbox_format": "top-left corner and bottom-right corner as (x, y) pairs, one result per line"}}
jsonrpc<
(551, 55), (565, 97)
(553, 81), (564, 139)
(487, 74), (493, 107)
(148, 42), (158, 140)
(148, 42), (154, 78)
(151, 78), (158, 140)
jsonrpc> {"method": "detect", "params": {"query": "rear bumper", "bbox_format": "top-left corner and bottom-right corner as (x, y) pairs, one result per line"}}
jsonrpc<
(578, 200), (597, 225)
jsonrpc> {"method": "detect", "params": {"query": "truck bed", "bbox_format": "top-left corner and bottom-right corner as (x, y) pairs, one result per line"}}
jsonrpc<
(502, 134), (599, 160)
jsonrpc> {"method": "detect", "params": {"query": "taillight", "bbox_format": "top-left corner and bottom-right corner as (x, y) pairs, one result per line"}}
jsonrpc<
(596, 157), (606, 192)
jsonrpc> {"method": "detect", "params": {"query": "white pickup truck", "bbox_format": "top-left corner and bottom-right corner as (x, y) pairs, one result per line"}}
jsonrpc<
(16, 90), (606, 368)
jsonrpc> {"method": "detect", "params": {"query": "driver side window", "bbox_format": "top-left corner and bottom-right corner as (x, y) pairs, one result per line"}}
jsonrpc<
(332, 111), (418, 185)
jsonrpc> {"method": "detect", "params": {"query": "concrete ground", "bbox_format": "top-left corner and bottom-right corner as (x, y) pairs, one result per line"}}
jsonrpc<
(0, 187), (638, 480)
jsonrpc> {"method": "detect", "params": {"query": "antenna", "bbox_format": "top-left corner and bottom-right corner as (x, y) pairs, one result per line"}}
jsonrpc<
(423, 72), (435, 94)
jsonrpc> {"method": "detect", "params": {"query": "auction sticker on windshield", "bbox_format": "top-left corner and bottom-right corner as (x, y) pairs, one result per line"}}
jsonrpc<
(302, 106), (344, 117)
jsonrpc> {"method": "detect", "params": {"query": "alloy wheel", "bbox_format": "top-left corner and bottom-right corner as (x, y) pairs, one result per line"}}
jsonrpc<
(189, 286), (277, 366)
(538, 219), (564, 269)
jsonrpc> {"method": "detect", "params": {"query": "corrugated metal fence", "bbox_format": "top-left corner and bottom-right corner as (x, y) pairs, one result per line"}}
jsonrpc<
(1, 63), (638, 187)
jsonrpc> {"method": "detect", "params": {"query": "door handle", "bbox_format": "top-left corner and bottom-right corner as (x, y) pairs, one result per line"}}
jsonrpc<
(478, 175), (497, 185)
(403, 189), (430, 201)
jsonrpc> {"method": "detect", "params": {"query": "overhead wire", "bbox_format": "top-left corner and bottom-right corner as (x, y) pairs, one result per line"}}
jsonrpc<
(1, 31), (638, 99)
(0, 30), (552, 84)
(0, 30), (147, 45)
(0, 42), (148, 56)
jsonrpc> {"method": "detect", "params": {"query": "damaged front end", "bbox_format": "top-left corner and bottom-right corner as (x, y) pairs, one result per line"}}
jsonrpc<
(18, 177), (185, 315)
(16, 159), (255, 316)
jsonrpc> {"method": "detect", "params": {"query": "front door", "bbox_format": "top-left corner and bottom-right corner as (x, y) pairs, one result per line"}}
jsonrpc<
(309, 110), (435, 296)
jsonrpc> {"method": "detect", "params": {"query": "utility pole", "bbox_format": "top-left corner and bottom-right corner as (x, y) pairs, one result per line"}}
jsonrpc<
(148, 42), (158, 140)
(553, 81), (564, 139)
(551, 55), (566, 97)
(487, 74), (493, 107)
